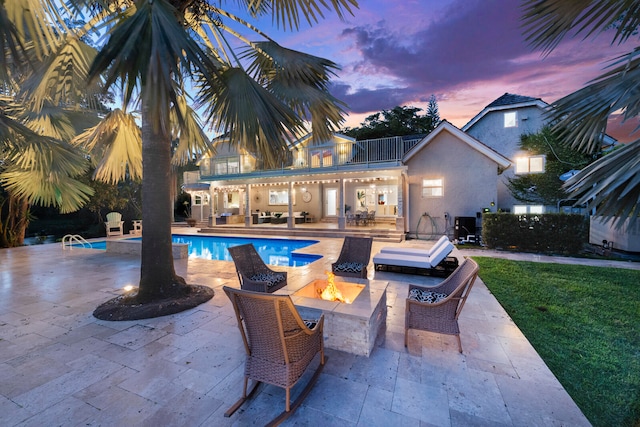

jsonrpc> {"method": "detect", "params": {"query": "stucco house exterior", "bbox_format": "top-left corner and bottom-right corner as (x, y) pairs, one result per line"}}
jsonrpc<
(183, 120), (510, 239)
(462, 93), (551, 213)
(463, 93), (616, 215)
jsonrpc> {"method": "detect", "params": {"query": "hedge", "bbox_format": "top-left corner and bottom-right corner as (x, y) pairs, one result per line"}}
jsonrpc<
(482, 213), (588, 255)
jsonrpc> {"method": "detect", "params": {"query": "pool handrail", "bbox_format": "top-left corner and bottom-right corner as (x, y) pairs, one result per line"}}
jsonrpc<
(62, 234), (92, 250)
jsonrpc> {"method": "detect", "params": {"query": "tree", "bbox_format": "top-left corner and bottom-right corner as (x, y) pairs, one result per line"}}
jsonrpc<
(0, 2), (100, 247)
(506, 127), (596, 206)
(426, 94), (440, 128)
(522, 1), (640, 226)
(342, 103), (440, 140)
(1, 0), (359, 319)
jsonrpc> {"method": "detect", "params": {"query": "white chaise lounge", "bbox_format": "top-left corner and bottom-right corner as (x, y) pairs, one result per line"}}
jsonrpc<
(373, 239), (458, 277)
(379, 235), (450, 258)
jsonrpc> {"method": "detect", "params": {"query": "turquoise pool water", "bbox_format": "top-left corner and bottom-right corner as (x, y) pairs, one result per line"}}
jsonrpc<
(83, 235), (322, 267)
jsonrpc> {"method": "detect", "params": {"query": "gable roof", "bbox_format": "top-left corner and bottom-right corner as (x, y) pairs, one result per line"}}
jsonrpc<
(403, 120), (511, 169)
(462, 93), (550, 131)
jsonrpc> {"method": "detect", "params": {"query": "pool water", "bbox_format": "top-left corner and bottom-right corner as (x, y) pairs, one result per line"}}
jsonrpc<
(82, 235), (322, 267)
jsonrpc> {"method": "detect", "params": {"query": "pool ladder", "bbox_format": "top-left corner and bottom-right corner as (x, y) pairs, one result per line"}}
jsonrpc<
(62, 234), (92, 250)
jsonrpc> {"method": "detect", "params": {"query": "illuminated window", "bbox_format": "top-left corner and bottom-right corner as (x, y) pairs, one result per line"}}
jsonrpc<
(514, 205), (544, 214)
(515, 155), (545, 174)
(504, 111), (517, 128)
(214, 157), (240, 175)
(422, 178), (443, 197)
(310, 149), (333, 167)
(193, 194), (209, 206)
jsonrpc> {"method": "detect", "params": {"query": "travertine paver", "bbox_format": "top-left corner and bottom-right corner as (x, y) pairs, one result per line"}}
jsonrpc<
(0, 232), (593, 426)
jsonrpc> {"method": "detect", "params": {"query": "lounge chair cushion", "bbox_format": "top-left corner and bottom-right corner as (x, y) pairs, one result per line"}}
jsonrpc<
(249, 272), (286, 288)
(408, 288), (448, 303)
(380, 236), (450, 257)
(333, 262), (364, 274)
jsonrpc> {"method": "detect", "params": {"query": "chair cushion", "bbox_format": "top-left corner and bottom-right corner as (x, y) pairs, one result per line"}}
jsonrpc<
(303, 319), (318, 329)
(334, 262), (364, 273)
(408, 288), (448, 303)
(249, 273), (285, 288)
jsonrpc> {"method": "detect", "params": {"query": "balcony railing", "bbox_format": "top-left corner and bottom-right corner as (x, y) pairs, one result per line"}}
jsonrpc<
(200, 135), (424, 178)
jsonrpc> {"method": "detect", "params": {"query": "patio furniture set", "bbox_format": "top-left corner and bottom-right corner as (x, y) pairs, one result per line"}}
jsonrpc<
(346, 210), (376, 226)
(224, 236), (479, 425)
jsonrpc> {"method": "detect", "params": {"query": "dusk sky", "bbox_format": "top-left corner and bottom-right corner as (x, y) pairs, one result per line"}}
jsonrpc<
(251, 0), (634, 141)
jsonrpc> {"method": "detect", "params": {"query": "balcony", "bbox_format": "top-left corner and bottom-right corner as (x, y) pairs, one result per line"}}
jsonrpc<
(199, 135), (423, 179)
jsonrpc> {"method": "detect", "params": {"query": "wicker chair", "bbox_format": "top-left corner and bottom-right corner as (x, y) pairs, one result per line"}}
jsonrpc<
(223, 286), (325, 420)
(404, 258), (479, 352)
(228, 244), (288, 293)
(331, 236), (373, 279)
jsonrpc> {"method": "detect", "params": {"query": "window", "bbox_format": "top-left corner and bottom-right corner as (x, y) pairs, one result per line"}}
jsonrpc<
(310, 149), (333, 167)
(504, 111), (517, 128)
(193, 194), (209, 206)
(213, 157), (240, 175)
(422, 178), (443, 197)
(513, 205), (544, 214)
(515, 155), (545, 174)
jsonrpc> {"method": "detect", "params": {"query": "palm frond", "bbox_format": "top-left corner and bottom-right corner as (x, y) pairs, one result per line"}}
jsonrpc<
(2, 0), (68, 59)
(197, 66), (304, 168)
(20, 102), (77, 141)
(19, 35), (99, 112)
(171, 95), (214, 166)
(72, 108), (142, 184)
(521, 0), (640, 53)
(244, 41), (346, 142)
(0, 2), (28, 80)
(0, 134), (93, 212)
(88, 0), (218, 133)
(565, 139), (640, 227)
(547, 47), (640, 153)
(0, 100), (56, 145)
(241, 0), (358, 30)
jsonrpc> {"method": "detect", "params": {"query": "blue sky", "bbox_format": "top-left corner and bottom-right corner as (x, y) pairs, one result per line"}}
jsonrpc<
(240, 0), (633, 141)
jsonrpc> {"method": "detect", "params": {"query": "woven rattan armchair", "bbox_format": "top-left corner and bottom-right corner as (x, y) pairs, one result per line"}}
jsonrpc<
(331, 236), (373, 279)
(405, 258), (479, 352)
(223, 286), (325, 422)
(228, 244), (287, 293)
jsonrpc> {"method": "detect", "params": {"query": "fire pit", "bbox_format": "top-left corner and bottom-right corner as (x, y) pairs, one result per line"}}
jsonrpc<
(292, 273), (387, 357)
(294, 271), (365, 304)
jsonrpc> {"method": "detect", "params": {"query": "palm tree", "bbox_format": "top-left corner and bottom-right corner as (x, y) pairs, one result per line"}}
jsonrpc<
(1, 0), (358, 317)
(522, 0), (640, 226)
(0, 1), (98, 247)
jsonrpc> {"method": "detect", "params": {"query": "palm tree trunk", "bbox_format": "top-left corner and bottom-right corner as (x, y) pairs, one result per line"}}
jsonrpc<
(137, 97), (187, 302)
(0, 192), (29, 248)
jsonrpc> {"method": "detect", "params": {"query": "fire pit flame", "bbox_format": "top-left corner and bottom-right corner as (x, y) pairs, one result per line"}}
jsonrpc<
(319, 271), (348, 303)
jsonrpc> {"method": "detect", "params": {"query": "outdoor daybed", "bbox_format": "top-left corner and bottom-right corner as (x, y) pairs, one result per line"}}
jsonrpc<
(373, 239), (458, 277)
(379, 235), (450, 258)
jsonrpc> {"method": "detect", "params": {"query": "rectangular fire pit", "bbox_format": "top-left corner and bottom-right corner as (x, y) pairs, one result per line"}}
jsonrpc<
(291, 278), (388, 357)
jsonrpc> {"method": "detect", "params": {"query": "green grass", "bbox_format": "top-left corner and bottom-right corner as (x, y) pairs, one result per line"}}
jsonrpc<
(472, 257), (640, 427)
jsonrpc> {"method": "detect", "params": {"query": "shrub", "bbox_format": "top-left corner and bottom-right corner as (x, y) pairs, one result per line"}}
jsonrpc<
(483, 213), (588, 254)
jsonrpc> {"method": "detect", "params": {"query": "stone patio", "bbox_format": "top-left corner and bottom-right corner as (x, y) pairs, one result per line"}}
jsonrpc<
(0, 231), (592, 426)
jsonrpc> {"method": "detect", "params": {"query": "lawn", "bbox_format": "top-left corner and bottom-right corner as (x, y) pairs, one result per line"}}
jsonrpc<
(472, 257), (640, 427)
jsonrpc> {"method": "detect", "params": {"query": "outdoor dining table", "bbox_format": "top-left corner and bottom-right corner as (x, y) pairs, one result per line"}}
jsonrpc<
(354, 213), (368, 226)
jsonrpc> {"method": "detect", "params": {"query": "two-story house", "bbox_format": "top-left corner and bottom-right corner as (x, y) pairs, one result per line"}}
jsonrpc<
(462, 93), (551, 214)
(184, 120), (510, 240)
(463, 92), (616, 214)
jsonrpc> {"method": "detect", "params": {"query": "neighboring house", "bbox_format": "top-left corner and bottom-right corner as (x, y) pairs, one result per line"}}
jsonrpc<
(462, 93), (551, 213)
(463, 93), (616, 214)
(183, 121), (510, 239)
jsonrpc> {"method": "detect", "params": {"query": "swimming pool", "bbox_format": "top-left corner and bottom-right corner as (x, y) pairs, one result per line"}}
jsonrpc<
(83, 235), (322, 267)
